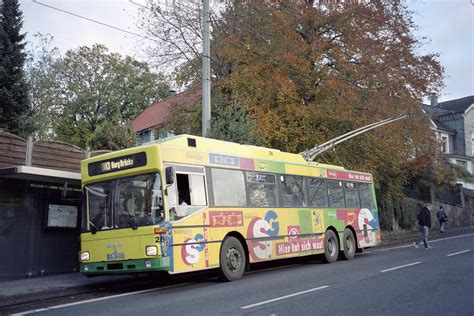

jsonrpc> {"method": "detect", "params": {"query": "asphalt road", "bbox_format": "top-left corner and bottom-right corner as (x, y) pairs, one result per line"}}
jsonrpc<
(13, 233), (474, 316)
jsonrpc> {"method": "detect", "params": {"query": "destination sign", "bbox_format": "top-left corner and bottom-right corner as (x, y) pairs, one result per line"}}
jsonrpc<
(88, 152), (147, 176)
(326, 170), (372, 183)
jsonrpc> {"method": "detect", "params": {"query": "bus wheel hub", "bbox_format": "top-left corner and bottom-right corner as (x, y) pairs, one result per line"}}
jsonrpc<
(226, 247), (241, 271)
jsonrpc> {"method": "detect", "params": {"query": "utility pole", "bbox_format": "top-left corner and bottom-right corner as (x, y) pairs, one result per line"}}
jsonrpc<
(201, 0), (211, 137)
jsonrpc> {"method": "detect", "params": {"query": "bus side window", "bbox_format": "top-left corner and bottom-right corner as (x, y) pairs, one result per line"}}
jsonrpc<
(177, 173), (191, 205)
(358, 183), (373, 208)
(327, 180), (345, 208)
(308, 178), (328, 207)
(171, 173), (207, 220)
(211, 168), (246, 207)
(246, 172), (277, 207)
(280, 175), (305, 207)
(189, 174), (207, 206)
(344, 182), (360, 208)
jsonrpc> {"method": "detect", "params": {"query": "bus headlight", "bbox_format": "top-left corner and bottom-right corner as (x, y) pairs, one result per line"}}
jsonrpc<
(79, 251), (90, 262)
(146, 246), (158, 256)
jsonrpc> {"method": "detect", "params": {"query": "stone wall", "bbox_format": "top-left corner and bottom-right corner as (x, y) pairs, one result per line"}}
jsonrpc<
(378, 194), (472, 232)
(430, 201), (472, 230)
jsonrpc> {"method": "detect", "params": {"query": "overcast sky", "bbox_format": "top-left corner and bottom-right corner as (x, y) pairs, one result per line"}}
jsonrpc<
(20, 0), (474, 102)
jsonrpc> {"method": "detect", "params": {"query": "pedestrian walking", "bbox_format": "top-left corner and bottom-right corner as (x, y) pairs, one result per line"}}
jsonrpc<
(436, 205), (448, 233)
(414, 203), (432, 249)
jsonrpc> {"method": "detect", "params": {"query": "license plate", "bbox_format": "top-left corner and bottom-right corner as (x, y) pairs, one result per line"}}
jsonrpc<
(107, 253), (125, 260)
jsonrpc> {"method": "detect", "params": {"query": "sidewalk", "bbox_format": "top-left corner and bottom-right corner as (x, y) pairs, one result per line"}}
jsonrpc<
(379, 225), (474, 247)
(0, 273), (132, 299)
(0, 273), (134, 308)
(1, 225), (473, 308)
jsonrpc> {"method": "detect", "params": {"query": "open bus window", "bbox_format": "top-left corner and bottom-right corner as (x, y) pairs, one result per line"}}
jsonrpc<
(177, 174), (191, 205)
(83, 173), (163, 232)
(169, 172), (207, 221)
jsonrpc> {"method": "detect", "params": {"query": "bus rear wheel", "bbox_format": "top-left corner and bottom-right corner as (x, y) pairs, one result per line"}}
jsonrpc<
(323, 230), (339, 263)
(218, 236), (246, 282)
(340, 228), (356, 260)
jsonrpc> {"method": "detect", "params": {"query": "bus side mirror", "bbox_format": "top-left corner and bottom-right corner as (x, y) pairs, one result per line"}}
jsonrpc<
(165, 166), (174, 185)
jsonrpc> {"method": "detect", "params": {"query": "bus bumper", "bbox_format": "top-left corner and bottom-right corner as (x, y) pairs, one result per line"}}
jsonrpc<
(80, 257), (170, 275)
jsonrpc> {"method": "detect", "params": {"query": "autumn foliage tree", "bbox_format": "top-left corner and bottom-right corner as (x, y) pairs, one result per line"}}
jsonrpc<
(209, 1), (443, 191)
(142, 0), (445, 227)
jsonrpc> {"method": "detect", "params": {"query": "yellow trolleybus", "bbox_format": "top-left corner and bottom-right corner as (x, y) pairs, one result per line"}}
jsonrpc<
(79, 135), (381, 281)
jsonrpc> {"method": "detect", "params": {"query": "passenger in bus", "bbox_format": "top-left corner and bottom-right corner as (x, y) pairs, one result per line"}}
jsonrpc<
(176, 196), (189, 217)
(250, 184), (268, 206)
(292, 185), (305, 207)
(170, 190), (193, 219)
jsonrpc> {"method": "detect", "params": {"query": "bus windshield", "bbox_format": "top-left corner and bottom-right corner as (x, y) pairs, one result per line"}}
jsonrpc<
(83, 173), (164, 232)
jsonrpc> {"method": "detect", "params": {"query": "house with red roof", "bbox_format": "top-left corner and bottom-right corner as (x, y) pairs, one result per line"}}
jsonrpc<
(132, 89), (202, 144)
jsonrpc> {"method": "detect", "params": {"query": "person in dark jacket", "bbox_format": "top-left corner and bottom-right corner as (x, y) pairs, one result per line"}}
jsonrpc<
(436, 205), (448, 233)
(414, 203), (432, 249)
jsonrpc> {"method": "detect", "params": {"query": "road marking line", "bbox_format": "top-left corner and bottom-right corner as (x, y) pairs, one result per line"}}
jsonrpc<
(380, 262), (421, 273)
(375, 233), (474, 252)
(246, 263), (301, 275)
(240, 285), (329, 309)
(447, 249), (471, 257)
(11, 283), (191, 316)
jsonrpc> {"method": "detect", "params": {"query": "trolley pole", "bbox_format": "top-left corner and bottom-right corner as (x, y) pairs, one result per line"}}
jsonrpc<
(201, 0), (211, 137)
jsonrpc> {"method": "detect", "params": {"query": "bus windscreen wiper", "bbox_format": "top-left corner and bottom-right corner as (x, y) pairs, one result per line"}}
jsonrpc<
(116, 199), (137, 230)
(124, 214), (137, 230)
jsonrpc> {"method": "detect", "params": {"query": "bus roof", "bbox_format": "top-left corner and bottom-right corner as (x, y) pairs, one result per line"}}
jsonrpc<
(81, 135), (376, 185)
(152, 134), (342, 169)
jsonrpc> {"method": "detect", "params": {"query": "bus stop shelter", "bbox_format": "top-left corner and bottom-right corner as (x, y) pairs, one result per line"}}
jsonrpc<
(0, 132), (108, 280)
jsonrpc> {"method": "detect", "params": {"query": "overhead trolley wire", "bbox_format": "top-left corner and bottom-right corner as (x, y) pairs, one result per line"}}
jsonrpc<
(332, 147), (345, 168)
(32, 0), (157, 42)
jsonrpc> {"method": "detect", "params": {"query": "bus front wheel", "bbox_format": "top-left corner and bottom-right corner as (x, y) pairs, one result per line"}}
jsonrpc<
(323, 230), (339, 263)
(218, 236), (246, 282)
(340, 228), (356, 260)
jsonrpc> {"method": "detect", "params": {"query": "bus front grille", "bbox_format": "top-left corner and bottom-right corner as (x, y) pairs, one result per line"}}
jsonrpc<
(107, 263), (123, 270)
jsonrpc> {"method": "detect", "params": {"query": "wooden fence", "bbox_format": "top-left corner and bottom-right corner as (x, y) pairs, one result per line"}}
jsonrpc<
(0, 132), (110, 172)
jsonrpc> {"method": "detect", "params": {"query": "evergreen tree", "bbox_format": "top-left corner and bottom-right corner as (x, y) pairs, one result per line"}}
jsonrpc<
(0, 0), (30, 135)
(87, 114), (137, 151)
(207, 102), (263, 146)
